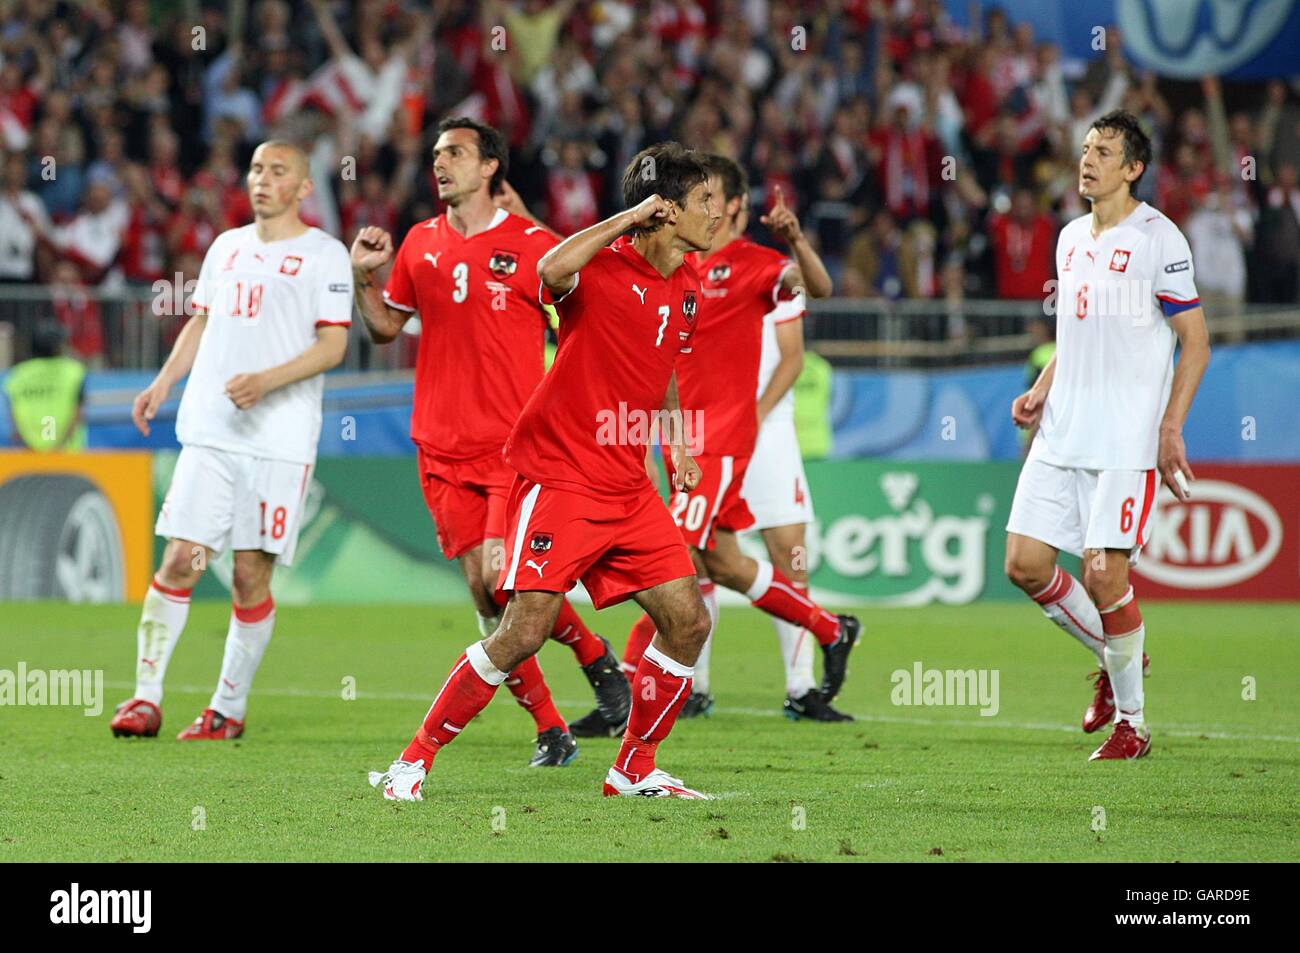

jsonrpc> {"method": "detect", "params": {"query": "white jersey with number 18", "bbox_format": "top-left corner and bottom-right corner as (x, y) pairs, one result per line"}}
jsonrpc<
(1031, 201), (1199, 472)
(177, 225), (353, 465)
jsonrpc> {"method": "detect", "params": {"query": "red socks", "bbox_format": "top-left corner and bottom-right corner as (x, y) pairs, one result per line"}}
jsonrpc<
(614, 643), (693, 783)
(504, 654), (567, 733)
(622, 612), (657, 677)
(402, 648), (503, 769)
(749, 563), (840, 645)
(551, 600), (606, 666)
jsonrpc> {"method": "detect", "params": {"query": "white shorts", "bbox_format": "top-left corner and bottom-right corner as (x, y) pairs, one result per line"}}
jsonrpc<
(1006, 458), (1158, 560)
(741, 416), (814, 530)
(156, 445), (313, 566)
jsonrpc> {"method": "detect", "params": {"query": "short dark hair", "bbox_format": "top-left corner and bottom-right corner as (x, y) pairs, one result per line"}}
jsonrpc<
(701, 153), (748, 205)
(435, 116), (508, 195)
(621, 141), (709, 236)
(1089, 109), (1153, 190)
(32, 321), (65, 358)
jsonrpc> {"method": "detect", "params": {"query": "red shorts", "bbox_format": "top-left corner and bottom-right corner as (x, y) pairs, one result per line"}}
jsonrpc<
(663, 450), (755, 549)
(417, 443), (514, 560)
(497, 474), (696, 610)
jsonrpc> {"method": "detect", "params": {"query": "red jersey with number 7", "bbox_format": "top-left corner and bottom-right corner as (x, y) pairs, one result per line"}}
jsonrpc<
(383, 209), (559, 463)
(505, 235), (700, 499)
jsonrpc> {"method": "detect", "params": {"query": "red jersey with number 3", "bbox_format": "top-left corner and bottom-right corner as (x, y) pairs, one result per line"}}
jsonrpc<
(383, 209), (558, 462)
(681, 238), (795, 456)
(505, 235), (699, 498)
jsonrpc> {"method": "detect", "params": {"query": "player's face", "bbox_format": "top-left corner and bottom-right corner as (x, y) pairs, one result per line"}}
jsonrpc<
(432, 129), (495, 205)
(675, 179), (722, 251)
(1078, 127), (1139, 202)
(247, 146), (310, 218)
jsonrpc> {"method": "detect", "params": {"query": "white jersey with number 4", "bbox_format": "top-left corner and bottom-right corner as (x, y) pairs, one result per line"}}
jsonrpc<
(177, 225), (353, 465)
(1031, 201), (1199, 471)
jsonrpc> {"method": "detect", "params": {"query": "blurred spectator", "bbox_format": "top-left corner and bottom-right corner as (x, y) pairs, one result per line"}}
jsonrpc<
(120, 164), (170, 286)
(988, 188), (1056, 300)
(1254, 160), (1300, 303)
(544, 140), (601, 235)
(51, 182), (128, 284)
(1186, 174), (1252, 328)
(0, 149), (50, 282)
(50, 261), (104, 365)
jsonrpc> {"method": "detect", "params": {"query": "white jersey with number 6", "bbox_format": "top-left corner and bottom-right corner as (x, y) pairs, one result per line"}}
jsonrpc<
(177, 225), (353, 465)
(1032, 201), (1199, 472)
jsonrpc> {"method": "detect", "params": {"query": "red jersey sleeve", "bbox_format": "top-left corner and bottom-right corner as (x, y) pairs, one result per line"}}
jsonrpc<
(382, 230), (418, 313)
(745, 244), (797, 306)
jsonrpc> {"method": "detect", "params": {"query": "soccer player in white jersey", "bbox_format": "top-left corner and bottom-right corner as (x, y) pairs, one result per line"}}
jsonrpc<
(109, 140), (352, 741)
(741, 295), (852, 722)
(1004, 110), (1210, 761)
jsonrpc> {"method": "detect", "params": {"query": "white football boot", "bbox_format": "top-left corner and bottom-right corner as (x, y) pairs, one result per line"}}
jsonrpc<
(368, 759), (427, 801)
(602, 767), (714, 799)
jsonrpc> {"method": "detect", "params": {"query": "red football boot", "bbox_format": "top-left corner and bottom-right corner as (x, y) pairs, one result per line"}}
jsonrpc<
(176, 708), (245, 740)
(1088, 720), (1152, 761)
(1082, 653), (1150, 733)
(110, 698), (161, 738)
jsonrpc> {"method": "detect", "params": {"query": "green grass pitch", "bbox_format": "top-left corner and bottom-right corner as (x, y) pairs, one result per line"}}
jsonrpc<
(1, 600), (1296, 862)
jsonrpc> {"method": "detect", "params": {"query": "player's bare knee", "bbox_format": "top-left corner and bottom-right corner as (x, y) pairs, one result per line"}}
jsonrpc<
(675, 604), (712, 654)
(1004, 555), (1048, 594)
(159, 540), (204, 588)
(231, 556), (272, 606)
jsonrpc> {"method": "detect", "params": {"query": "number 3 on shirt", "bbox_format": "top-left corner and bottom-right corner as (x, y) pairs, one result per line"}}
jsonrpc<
(452, 262), (469, 303)
(655, 305), (670, 346)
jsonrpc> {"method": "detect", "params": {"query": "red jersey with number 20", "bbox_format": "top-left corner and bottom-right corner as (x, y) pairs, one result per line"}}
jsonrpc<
(681, 238), (795, 456)
(383, 209), (558, 463)
(505, 235), (699, 498)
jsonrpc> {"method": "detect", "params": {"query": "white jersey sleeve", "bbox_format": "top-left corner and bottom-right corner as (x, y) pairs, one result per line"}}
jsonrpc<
(314, 239), (355, 327)
(1151, 221), (1199, 312)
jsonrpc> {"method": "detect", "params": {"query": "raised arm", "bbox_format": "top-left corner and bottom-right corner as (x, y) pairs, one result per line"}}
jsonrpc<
(1158, 306), (1211, 501)
(538, 194), (672, 295)
(350, 226), (410, 344)
(761, 187), (832, 299)
(309, 0), (355, 61)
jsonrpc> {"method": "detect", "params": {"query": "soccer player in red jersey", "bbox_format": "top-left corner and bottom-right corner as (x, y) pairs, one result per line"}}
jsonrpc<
(585, 154), (860, 732)
(369, 142), (721, 800)
(350, 118), (629, 767)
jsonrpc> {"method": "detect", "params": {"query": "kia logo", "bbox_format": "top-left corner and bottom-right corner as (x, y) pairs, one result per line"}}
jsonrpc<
(1118, 0), (1295, 79)
(1137, 481), (1282, 588)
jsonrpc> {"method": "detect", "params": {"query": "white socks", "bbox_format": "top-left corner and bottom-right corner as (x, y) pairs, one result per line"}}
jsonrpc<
(210, 597), (276, 721)
(1031, 567), (1106, 667)
(1100, 587), (1145, 728)
(774, 616), (817, 697)
(476, 612), (499, 639)
(134, 579), (193, 706)
(694, 579), (718, 694)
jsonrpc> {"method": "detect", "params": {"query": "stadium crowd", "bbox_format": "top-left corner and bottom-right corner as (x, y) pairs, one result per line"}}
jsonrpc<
(0, 0), (1298, 363)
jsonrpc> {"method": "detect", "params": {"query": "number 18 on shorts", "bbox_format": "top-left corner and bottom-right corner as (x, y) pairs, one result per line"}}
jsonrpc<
(156, 446), (313, 566)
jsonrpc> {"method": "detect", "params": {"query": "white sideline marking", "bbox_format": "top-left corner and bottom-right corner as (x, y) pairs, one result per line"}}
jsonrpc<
(102, 681), (1300, 745)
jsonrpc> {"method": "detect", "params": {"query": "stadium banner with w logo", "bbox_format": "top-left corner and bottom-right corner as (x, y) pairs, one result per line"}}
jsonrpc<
(947, 0), (1300, 79)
